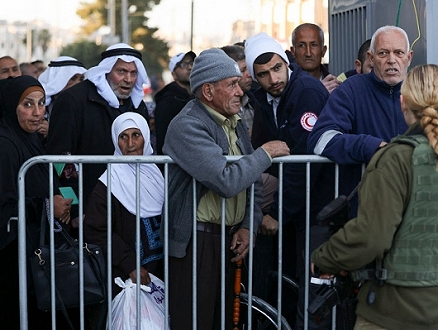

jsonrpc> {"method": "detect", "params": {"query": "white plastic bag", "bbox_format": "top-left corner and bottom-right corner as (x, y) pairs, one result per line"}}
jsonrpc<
(108, 274), (166, 330)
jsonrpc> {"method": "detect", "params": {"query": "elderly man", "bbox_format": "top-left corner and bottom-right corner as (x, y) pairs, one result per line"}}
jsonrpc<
(290, 23), (341, 93)
(162, 48), (290, 330)
(308, 25), (413, 213)
(154, 50), (196, 155)
(46, 43), (150, 212)
(307, 26), (413, 328)
(0, 56), (21, 79)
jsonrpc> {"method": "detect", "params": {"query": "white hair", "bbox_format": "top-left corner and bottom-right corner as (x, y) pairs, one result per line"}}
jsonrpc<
(370, 25), (410, 54)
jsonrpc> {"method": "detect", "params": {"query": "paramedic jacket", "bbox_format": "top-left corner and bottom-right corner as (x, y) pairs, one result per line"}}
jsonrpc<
(252, 62), (333, 233)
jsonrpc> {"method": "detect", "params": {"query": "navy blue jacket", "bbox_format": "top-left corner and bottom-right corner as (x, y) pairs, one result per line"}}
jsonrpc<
(252, 63), (333, 232)
(308, 70), (408, 215)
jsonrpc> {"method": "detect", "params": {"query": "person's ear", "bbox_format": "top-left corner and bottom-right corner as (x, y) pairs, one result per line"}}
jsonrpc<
(202, 83), (214, 101)
(367, 50), (373, 67)
(400, 94), (405, 110)
(354, 59), (362, 74)
(321, 45), (327, 58)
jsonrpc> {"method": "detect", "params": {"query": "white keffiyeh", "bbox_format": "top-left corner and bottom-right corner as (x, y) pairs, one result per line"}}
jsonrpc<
(38, 56), (87, 105)
(85, 43), (148, 108)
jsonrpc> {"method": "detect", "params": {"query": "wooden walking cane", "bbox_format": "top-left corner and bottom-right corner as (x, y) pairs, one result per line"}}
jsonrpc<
(233, 259), (243, 330)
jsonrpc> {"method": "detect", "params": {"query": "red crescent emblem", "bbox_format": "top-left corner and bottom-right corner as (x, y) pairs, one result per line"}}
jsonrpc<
(300, 112), (318, 132)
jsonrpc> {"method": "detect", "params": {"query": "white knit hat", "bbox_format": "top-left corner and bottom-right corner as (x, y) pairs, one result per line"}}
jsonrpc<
(244, 33), (290, 80)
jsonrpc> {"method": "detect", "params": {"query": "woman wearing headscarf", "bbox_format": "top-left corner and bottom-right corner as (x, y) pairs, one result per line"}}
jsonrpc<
(84, 112), (164, 297)
(311, 64), (438, 329)
(0, 76), (72, 328)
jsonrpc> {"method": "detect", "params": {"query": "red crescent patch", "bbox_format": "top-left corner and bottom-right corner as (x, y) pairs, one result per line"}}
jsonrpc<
(300, 112), (318, 132)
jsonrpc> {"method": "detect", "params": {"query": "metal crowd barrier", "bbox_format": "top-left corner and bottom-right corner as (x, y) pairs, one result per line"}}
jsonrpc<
(17, 154), (339, 330)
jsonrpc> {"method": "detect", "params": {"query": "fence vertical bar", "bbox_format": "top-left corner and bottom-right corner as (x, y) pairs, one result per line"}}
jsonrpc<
(277, 162), (284, 329)
(304, 161), (311, 330)
(107, 164), (113, 329)
(192, 178), (197, 330)
(48, 165), (56, 329)
(78, 162), (85, 330)
(163, 162), (170, 330)
(135, 163), (141, 329)
(221, 198), (226, 329)
(18, 163), (28, 330)
(247, 183), (255, 330)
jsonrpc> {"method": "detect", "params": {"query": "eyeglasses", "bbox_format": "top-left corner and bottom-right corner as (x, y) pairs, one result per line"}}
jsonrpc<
(178, 61), (194, 69)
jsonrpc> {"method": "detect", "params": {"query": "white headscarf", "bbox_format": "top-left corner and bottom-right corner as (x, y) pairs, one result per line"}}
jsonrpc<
(85, 43), (148, 108)
(38, 56), (87, 105)
(99, 112), (164, 218)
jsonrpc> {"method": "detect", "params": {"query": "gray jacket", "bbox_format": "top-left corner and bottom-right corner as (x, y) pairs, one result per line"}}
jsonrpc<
(162, 98), (272, 258)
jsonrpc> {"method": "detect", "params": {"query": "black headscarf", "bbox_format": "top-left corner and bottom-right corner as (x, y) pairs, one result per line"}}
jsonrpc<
(0, 76), (53, 250)
(0, 76), (46, 157)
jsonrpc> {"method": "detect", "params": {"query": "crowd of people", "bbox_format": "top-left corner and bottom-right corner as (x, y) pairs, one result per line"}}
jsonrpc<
(0, 22), (437, 330)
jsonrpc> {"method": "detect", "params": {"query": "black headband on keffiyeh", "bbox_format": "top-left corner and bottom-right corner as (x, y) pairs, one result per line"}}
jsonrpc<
(48, 60), (85, 68)
(101, 48), (142, 61)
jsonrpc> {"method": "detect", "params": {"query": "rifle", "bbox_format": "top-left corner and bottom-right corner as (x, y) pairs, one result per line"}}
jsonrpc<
(307, 185), (360, 327)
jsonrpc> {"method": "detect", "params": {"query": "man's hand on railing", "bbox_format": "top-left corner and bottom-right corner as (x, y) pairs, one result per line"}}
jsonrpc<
(261, 140), (290, 158)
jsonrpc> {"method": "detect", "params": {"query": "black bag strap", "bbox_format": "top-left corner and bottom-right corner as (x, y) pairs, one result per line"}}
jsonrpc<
(38, 203), (108, 330)
(38, 203), (76, 330)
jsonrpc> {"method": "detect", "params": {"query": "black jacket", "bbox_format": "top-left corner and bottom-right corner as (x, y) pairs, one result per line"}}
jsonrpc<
(154, 81), (194, 155)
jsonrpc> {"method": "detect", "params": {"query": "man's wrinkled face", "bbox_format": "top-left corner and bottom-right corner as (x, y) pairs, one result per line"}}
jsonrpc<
(107, 59), (138, 99)
(208, 77), (243, 117)
(368, 30), (413, 86)
(253, 54), (289, 98)
(0, 58), (21, 79)
(291, 26), (326, 74)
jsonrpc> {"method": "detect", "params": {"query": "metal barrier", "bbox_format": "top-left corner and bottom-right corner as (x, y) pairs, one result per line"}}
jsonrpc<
(17, 154), (339, 330)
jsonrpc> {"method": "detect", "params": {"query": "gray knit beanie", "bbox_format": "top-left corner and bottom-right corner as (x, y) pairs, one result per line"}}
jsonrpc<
(190, 48), (242, 93)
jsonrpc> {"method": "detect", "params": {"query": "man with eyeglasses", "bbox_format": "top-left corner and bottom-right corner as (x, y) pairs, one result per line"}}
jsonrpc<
(154, 51), (196, 155)
(46, 43), (150, 222)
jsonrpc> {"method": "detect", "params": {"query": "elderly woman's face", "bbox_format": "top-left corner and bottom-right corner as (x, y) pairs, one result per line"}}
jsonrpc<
(16, 91), (45, 133)
(118, 127), (144, 156)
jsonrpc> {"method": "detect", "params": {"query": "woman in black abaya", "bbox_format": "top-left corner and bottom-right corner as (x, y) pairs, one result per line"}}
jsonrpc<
(0, 76), (72, 329)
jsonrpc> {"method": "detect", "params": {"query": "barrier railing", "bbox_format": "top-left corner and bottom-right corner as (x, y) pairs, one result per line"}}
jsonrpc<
(17, 154), (337, 330)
